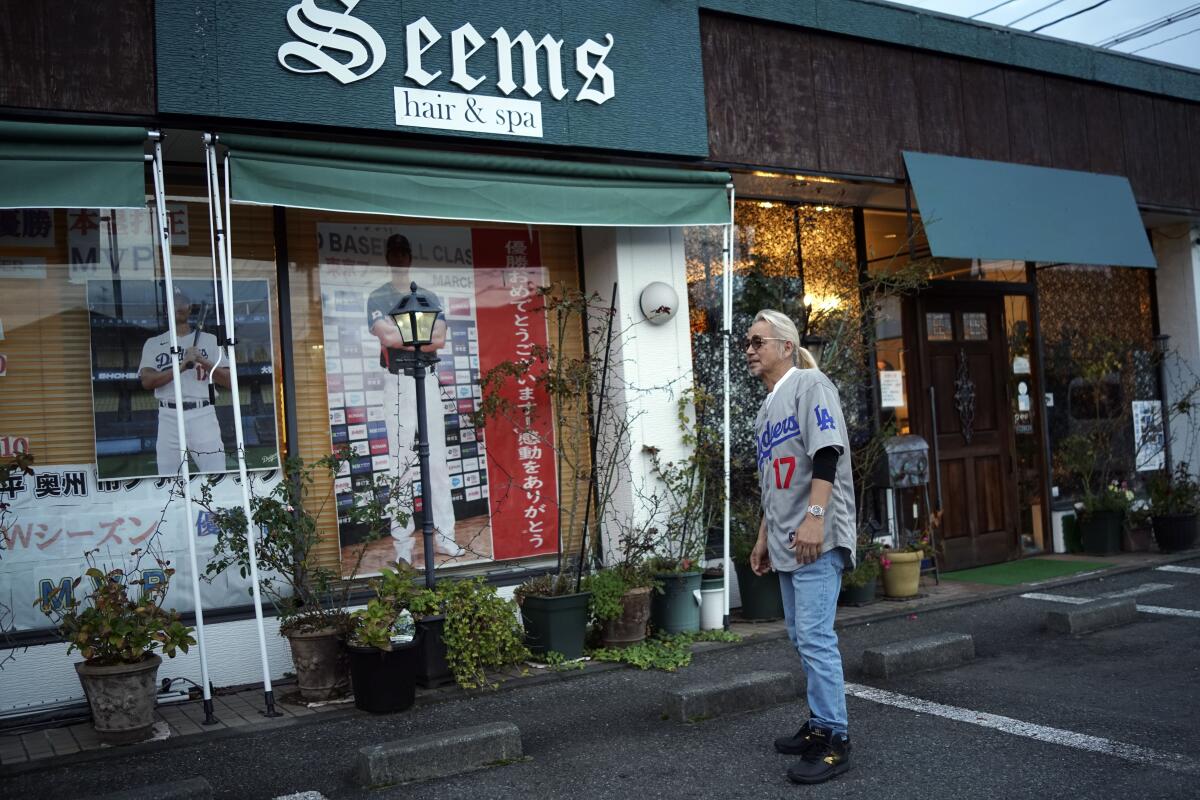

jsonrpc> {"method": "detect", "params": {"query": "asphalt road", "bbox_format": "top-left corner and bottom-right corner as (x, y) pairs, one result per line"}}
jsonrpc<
(6, 557), (1199, 799)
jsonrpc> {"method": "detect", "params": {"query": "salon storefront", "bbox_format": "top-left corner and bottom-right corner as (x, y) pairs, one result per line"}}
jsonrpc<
(0, 1), (731, 716)
(2, 0), (1200, 717)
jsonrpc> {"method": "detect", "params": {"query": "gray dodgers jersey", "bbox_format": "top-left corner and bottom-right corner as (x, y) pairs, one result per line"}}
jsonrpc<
(755, 367), (857, 572)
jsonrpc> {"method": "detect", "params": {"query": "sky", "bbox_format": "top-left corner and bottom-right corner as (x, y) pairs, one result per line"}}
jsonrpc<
(885, 0), (1200, 70)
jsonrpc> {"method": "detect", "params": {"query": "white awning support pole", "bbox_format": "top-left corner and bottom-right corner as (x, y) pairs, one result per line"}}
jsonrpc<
(151, 134), (217, 725)
(723, 184), (735, 623)
(203, 133), (280, 717)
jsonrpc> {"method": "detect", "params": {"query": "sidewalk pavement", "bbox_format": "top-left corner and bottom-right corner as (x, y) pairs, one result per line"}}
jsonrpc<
(2, 548), (1192, 772)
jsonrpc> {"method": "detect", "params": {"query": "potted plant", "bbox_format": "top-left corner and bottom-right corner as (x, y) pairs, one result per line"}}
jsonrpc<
(584, 564), (656, 648)
(41, 549), (196, 744)
(426, 577), (528, 690)
(839, 540), (882, 606)
(728, 499), (783, 620)
(1076, 480), (1132, 556)
(514, 572), (592, 660)
(1146, 464), (1200, 552)
(201, 452), (398, 702)
(345, 566), (422, 713)
(882, 542), (922, 598)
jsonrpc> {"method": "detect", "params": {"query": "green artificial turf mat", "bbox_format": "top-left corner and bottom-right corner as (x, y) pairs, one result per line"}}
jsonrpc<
(940, 558), (1113, 586)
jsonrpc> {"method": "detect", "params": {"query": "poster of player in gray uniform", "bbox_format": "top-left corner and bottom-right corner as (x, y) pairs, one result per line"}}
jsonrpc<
(87, 278), (279, 480)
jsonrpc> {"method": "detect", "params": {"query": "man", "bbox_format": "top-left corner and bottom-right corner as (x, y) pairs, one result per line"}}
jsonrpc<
(747, 308), (855, 785)
(367, 233), (465, 563)
(138, 285), (229, 476)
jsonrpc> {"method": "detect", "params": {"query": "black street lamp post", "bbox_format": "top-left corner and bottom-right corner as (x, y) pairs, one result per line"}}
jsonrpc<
(389, 281), (443, 589)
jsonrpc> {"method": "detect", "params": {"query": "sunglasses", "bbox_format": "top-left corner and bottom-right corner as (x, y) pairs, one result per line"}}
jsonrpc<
(741, 335), (787, 351)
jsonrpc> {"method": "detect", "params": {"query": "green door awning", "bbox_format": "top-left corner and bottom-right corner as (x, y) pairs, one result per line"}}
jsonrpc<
(222, 135), (732, 227)
(902, 151), (1156, 268)
(0, 122), (148, 209)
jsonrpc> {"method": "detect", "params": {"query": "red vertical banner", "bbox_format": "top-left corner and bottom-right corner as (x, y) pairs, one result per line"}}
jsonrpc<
(472, 229), (559, 560)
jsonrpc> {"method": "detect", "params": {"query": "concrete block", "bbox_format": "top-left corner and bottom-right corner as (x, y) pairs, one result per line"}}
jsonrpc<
(862, 633), (975, 678)
(85, 777), (213, 800)
(664, 670), (798, 723)
(1044, 598), (1138, 635)
(356, 721), (522, 788)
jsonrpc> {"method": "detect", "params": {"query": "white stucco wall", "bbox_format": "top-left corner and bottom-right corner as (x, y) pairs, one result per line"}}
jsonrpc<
(581, 227), (696, 562)
(1151, 223), (1200, 473)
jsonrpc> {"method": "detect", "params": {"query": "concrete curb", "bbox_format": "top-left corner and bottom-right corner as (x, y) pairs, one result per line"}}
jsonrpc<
(664, 670), (798, 723)
(861, 632), (975, 678)
(356, 721), (522, 788)
(84, 776), (213, 800)
(1044, 597), (1139, 635)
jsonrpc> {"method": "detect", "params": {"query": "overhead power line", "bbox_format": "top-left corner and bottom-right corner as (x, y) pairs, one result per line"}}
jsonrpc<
(1030, 0), (1114, 33)
(1007, 0), (1071, 27)
(969, 0), (1023, 20)
(1094, 4), (1200, 47)
(1129, 21), (1200, 53)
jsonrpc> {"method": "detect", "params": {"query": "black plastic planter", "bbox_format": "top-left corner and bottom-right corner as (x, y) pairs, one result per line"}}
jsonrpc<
(347, 637), (420, 714)
(521, 591), (591, 660)
(839, 581), (877, 606)
(1080, 511), (1123, 556)
(734, 561), (784, 620)
(414, 615), (454, 688)
(1151, 513), (1199, 553)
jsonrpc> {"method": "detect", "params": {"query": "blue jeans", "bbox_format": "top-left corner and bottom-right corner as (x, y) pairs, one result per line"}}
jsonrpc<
(779, 549), (848, 735)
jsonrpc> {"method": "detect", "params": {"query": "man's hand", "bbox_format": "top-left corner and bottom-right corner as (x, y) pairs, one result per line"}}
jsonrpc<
(182, 346), (209, 370)
(792, 514), (823, 565)
(750, 535), (772, 576)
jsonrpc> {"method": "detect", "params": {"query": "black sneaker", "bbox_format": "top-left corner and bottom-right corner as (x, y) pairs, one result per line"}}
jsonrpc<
(786, 727), (851, 785)
(773, 719), (823, 756)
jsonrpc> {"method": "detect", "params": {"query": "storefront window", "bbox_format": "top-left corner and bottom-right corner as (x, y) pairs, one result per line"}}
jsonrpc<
(0, 191), (283, 633)
(1038, 264), (1157, 500)
(1004, 295), (1046, 553)
(282, 210), (583, 577)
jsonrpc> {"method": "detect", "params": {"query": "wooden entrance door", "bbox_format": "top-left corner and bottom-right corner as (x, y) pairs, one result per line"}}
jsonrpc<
(914, 294), (1019, 571)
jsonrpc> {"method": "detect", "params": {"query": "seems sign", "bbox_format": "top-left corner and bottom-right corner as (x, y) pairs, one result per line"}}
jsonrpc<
(278, 0), (616, 139)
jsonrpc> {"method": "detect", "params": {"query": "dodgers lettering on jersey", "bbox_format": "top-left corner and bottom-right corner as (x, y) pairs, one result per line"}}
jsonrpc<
(757, 413), (801, 470)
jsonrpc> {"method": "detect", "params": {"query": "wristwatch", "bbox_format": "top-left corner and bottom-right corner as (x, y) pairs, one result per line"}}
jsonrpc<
(807, 504), (826, 519)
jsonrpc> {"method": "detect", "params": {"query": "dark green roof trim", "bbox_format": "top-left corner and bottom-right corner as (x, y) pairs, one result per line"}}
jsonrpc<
(702, 0), (1200, 103)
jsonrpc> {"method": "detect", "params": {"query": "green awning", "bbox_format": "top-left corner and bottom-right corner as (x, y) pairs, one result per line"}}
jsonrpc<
(0, 122), (148, 209)
(222, 134), (732, 227)
(902, 151), (1156, 268)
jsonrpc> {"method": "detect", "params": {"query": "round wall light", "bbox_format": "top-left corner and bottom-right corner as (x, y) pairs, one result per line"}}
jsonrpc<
(639, 281), (678, 325)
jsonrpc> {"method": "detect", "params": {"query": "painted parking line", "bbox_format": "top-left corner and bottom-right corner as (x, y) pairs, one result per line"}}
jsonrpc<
(1099, 582), (1175, 599)
(273, 793), (327, 800)
(1156, 565), (1200, 576)
(1020, 587), (1199, 619)
(1134, 604), (1200, 619)
(845, 683), (1200, 777)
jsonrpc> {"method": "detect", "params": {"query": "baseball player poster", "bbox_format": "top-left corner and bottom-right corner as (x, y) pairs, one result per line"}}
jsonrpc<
(86, 278), (280, 481)
(317, 223), (559, 575)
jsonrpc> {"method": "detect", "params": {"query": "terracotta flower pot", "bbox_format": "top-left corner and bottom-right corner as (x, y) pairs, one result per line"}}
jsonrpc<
(75, 654), (162, 745)
(882, 550), (922, 598)
(287, 627), (350, 702)
(600, 586), (652, 648)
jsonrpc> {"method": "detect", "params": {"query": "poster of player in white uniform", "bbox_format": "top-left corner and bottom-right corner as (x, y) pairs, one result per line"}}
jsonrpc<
(86, 278), (279, 481)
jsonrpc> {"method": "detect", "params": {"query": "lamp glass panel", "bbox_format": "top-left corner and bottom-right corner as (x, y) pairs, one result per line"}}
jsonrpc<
(415, 310), (438, 343)
(391, 311), (416, 344)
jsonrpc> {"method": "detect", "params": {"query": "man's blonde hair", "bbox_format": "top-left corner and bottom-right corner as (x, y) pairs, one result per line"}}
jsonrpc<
(754, 309), (819, 370)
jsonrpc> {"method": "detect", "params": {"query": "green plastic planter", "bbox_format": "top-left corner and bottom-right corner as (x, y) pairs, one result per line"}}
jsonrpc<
(734, 561), (784, 620)
(650, 571), (702, 635)
(521, 591), (591, 660)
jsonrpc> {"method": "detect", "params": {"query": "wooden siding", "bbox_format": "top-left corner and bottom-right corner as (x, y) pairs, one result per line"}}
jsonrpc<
(0, 0), (155, 115)
(702, 13), (1200, 213)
